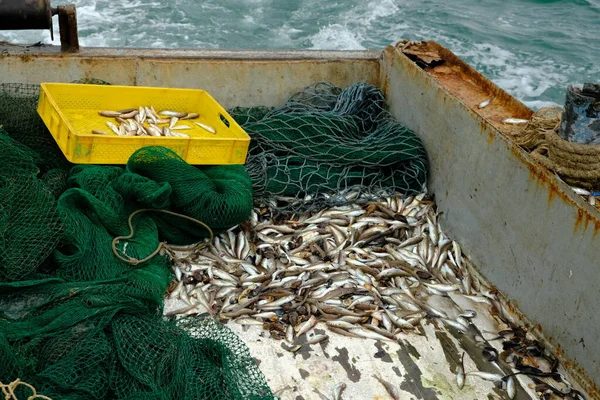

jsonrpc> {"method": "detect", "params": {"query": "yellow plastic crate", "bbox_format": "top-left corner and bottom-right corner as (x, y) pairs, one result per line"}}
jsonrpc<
(37, 83), (250, 165)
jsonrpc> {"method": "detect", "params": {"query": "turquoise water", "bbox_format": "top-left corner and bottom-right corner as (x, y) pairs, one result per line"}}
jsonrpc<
(1, 0), (598, 108)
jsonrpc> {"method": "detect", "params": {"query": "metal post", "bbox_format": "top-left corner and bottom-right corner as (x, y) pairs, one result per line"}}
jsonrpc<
(57, 4), (78, 52)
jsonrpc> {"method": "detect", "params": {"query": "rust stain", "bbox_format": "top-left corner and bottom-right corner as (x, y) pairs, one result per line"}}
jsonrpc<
(548, 189), (555, 207)
(19, 53), (34, 62)
(574, 209), (584, 233)
(514, 143), (600, 235)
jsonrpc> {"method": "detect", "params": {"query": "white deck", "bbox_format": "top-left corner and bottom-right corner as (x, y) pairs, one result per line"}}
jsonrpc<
(166, 291), (566, 400)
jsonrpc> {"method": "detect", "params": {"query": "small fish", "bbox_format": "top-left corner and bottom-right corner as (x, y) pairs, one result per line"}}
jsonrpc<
(332, 382), (346, 400)
(99, 110), (121, 117)
(502, 118), (529, 125)
(145, 107), (156, 123)
(295, 315), (318, 336)
(92, 129), (107, 135)
(286, 324), (294, 343)
(170, 131), (191, 138)
(285, 344), (302, 353)
(466, 371), (503, 382)
(171, 125), (191, 130)
(181, 112), (199, 120)
(234, 318), (264, 326)
(147, 125), (162, 137)
(348, 327), (390, 341)
(478, 96), (494, 109)
(106, 121), (120, 135)
(159, 110), (187, 118)
(441, 318), (469, 333)
(372, 375), (398, 400)
(169, 117), (179, 129)
(117, 108), (136, 114)
(458, 310), (477, 319)
(194, 121), (216, 134)
(504, 376), (516, 399)
(138, 106), (146, 122)
(572, 187), (591, 196)
(305, 333), (328, 345)
(423, 282), (459, 292)
(119, 109), (138, 119)
(457, 353), (465, 389)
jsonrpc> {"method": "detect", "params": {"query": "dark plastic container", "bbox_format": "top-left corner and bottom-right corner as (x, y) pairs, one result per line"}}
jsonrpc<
(559, 83), (600, 144)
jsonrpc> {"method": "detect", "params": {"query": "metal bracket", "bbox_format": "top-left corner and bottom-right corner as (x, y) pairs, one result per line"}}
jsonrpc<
(57, 5), (79, 52)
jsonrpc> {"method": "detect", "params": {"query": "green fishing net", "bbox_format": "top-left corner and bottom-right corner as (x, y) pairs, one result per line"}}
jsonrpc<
(231, 82), (429, 212)
(0, 80), (428, 399)
(0, 83), (271, 399)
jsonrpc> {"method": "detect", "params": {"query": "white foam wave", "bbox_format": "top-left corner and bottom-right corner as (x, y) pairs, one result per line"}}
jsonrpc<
(309, 24), (365, 50)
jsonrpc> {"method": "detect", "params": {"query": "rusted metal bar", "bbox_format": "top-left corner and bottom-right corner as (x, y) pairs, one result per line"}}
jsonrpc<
(0, 0), (54, 39)
(57, 4), (78, 52)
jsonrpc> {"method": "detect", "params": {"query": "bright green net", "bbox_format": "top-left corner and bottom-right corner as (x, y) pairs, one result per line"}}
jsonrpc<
(231, 82), (429, 212)
(0, 83), (272, 400)
(0, 80), (428, 399)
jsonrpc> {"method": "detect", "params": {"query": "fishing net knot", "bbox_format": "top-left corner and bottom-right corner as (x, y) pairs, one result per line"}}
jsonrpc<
(0, 379), (52, 400)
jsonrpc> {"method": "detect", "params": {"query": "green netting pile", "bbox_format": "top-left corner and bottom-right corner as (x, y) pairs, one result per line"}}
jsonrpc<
(230, 82), (429, 212)
(0, 83), (272, 399)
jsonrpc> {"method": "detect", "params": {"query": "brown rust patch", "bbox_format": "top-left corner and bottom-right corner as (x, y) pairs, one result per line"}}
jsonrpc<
(511, 140), (600, 235)
(19, 53), (35, 62)
(403, 41), (532, 131)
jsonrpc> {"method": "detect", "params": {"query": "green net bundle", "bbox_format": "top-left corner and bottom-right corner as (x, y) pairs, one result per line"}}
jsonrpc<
(230, 82), (429, 212)
(0, 83), (272, 399)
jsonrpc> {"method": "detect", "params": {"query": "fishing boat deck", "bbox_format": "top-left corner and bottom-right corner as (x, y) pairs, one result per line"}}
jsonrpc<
(166, 288), (577, 400)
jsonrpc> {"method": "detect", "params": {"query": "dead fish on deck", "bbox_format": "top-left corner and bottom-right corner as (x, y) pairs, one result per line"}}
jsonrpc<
(372, 374), (399, 400)
(502, 118), (529, 125)
(478, 96), (495, 109)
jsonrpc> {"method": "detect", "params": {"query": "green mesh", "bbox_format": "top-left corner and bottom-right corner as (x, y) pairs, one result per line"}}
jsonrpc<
(0, 83), (273, 400)
(230, 82), (429, 212)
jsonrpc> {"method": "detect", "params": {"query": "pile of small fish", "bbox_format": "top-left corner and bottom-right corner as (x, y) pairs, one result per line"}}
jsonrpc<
(166, 194), (585, 400)
(93, 106), (216, 137)
(571, 186), (599, 208)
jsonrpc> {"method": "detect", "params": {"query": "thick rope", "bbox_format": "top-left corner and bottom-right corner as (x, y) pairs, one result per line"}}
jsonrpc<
(0, 379), (52, 400)
(112, 209), (214, 265)
(510, 106), (600, 188)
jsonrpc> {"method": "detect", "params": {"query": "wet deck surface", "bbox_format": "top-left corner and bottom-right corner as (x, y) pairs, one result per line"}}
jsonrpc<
(165, 292), (577, 400)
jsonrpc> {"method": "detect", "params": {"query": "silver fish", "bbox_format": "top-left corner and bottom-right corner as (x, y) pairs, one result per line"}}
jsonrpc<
(331, 382), (346, 400)
(456, 353), (465, 389)
(502, 118), (529, 125)
(478, 96), (494, 109)
(295, 315), (318, 336)
(466, 371), (503, 382)
(106, 121), (121, 135)
(194, 121), (216, 134)
(99, 110), (121, 117)
(159, 110), (187, 118)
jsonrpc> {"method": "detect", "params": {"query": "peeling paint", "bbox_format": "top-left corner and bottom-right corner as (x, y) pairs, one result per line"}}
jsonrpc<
(403, 340), (422, 361)
(332, 347), (361, 383)
(374, 340), (393, 363)
(299, 368), (310, 379)
(397, 343), (439, 400)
